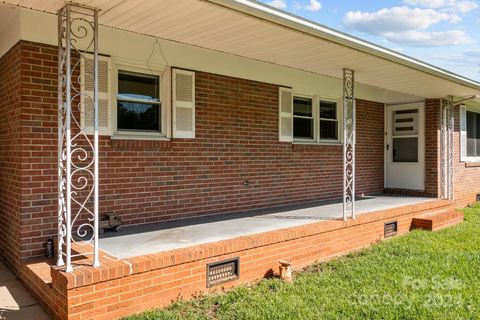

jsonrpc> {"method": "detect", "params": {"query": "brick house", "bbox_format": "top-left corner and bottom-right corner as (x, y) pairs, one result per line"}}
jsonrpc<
(0, 1), (479, 319)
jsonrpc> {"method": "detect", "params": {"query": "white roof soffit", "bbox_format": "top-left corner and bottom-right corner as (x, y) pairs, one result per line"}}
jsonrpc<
(3, 0), (480, 98)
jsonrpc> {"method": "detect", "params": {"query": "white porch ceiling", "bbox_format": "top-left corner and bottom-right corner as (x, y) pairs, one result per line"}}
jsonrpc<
(3, 0), (480, 98)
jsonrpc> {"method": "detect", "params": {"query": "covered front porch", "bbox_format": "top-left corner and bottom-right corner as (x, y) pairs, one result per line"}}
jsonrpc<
(2, 0), (477, 319)
(21, 193), (458, 320)
(99, 194), (436, 259)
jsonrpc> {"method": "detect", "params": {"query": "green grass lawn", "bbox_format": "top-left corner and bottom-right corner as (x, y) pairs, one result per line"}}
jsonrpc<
(125, 205), (480, 320)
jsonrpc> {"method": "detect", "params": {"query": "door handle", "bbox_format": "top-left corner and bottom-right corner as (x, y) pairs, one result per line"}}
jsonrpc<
(386, 144), (389, 151)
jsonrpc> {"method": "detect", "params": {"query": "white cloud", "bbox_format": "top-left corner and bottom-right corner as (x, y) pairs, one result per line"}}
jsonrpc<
(455, 1), (479, 12)
(429, 50), (480, 66)
(403, 0), (479, 13)
(449, 13), (462, 23)
(343, 6), (474, 46)
(404, 0), (452, 9)
(344, 7), (451, 34)
(267, 0), (287, 9)
(383, 30), (473, 46)
(304, 0), (321, 11)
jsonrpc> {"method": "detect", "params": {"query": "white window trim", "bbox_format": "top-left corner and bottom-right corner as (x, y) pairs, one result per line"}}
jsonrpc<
(461, 105), (480, 163)
(111, 60), (171, 141)
(293, 93), (341, 145)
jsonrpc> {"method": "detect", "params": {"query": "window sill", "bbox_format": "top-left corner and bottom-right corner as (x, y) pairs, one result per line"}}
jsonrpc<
(111, 132), (170, 141)
(293, 140), (342, 146)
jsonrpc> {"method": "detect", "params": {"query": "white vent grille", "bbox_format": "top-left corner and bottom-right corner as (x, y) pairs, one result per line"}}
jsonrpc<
(80, 55), (111, 135)
(175, 73), (194, 102)
(280, 89), (292, 114)
(84, 59), (109, 93)
(84, 99), (109, 128)
(280, 117), (292, 137)
(175, 106), (193, 132)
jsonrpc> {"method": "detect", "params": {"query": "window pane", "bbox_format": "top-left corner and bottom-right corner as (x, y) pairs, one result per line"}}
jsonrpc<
(118, 72), (159, 101)
(393, 137), (418, 162)
(293, 97), (312, 117)
(467, 111), (476, 157)
(320, 101), (336, 120)
(294, 118), (313, 139)
(320, 120), (337, 140)
(118, 102), (160, 131)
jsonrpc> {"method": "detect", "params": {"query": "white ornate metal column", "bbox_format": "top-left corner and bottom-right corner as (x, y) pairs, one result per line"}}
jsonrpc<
(440, 97), (454, 200)
(343, 69), (356, 220)
(58, 3), (100, 272)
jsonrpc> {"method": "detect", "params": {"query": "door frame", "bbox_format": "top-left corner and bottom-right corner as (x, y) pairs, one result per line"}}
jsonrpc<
(384, 102), (426, 191)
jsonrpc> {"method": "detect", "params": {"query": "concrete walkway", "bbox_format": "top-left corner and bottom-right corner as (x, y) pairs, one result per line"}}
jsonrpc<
(0, 261), (50, 320)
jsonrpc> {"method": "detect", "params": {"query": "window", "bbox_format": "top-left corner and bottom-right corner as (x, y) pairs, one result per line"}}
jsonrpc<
(460, 107), (480, 162)
(466, 110), (480, 157)
(293, 97), (314, 139)
(392, 109), (419, 163)
(319, 101), (338, 140)
(117, 71), (161, 132)
(292, 95), (339, 143)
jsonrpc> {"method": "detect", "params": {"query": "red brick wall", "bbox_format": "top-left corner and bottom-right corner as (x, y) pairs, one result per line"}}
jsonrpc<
(356, 99), (385, 195)
(16, 42), (59, 260)
(7, 41), (387, 260)
(453, 105), (480, 205)
(0, 42), (23, 269)
(423, 99), (480, 204)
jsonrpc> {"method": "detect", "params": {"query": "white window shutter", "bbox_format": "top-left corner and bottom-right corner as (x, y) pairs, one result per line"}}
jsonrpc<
(173, 69), (195, 138)
(279, 87), (293, 142)
(161, 66), (172, 138)
(460, 105), (467, 161)
(81, 55), (111, 135)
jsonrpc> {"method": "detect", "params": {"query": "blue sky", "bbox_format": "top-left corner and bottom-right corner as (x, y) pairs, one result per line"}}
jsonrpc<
(259, 0), (480, 81)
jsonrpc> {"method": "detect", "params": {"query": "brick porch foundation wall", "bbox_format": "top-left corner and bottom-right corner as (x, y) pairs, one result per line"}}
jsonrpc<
(6, 40), (385, 260)
(21, 198), (449, 320)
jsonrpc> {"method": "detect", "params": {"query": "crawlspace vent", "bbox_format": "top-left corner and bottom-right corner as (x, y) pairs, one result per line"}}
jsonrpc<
(384, 221), (398, 238)
(207, 257), (239, 288)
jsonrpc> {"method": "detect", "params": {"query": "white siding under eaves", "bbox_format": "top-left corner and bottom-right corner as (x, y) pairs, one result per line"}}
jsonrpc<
(5, 6), (421, 104)
(1, 0), (479, 99)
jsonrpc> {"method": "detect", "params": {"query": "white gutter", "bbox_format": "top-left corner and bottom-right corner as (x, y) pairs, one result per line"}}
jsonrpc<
(206, 0), (480, 91)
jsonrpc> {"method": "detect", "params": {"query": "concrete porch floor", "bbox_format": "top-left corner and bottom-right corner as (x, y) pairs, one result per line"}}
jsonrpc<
(99, 194), (435, 259)
(0, 261), (50, 320)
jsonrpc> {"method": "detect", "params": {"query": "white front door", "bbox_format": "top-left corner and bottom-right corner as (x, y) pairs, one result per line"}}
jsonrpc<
(385, 102), (425, 191)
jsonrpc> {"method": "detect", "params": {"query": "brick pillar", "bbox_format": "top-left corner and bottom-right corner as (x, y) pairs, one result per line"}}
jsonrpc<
(425, 99), (441, 197)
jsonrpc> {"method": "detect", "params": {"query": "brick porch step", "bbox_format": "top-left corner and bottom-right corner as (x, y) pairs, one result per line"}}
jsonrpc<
(411, 209), (464, 231)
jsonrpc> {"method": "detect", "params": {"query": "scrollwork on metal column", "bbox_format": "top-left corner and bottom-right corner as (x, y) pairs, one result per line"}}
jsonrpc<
(343, 69), (356, 220)
(58, 3), (100, 272)
(440, 97), (454, 200)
